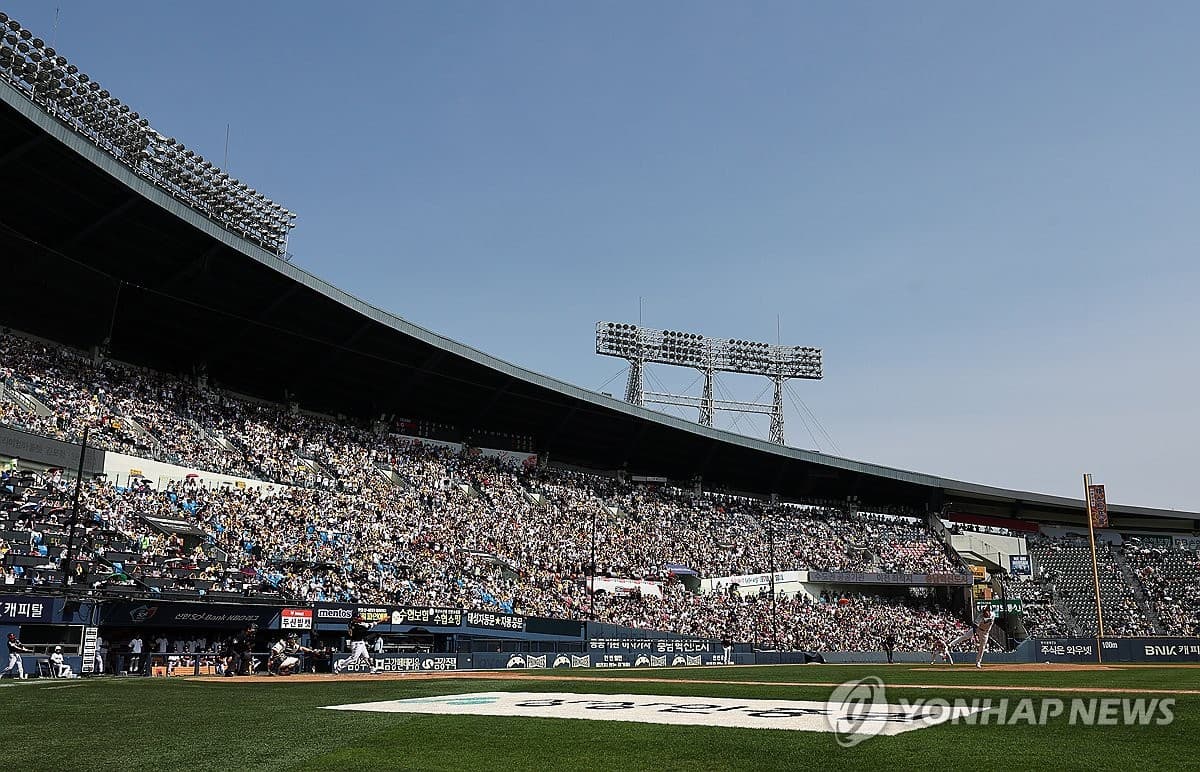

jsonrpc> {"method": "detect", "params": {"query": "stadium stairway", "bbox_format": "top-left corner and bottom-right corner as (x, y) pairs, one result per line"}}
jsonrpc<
(1113, 548), (1166, 634)
(116, 413), (162, 451)
(1029, 539), (1155, 635)
(191, 419), (239, 454)
(927, 511), (972, 575)
(0, 381), (54, 417)
(294, 455), (332, 481)
(1052, 592), (1083, 633)
(373, 463), (408, 489)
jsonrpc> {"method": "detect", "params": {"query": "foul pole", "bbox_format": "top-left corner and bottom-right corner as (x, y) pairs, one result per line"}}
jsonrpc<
(1083, 473), (1106, 663)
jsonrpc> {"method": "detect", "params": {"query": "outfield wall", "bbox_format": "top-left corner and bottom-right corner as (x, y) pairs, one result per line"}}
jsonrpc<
(1035, 637), (1200, 664)
(8, 592), (1200, 674)
(328, 643), (739, 672)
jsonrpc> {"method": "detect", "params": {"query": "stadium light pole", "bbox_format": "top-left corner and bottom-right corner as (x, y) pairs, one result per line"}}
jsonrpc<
(0, 11), (297, 256)
(589, 506), (597, 621)
(768, 518), (778, 651)
(60, 426), (89, 591)
(595, 322), (822, 445)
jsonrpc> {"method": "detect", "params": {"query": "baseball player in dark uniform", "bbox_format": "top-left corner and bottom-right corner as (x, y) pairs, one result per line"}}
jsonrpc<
(882, 632), (897, 664)
(223, 624), (259, 676)
(3, 633), (32, 679)
(332, 614), (382, 675)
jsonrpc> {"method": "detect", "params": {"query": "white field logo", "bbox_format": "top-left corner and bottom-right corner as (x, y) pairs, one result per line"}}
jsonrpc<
(323, 691), (977, 736)
(825, 679), (1176, 747)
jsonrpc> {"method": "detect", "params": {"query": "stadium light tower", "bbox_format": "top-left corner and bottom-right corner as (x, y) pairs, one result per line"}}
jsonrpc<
(595, 322), (823, 444)
(0, 11), (297, 256)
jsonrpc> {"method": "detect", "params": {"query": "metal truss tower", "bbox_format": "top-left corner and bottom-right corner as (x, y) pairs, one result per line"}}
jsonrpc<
(596, 322), (823, 445)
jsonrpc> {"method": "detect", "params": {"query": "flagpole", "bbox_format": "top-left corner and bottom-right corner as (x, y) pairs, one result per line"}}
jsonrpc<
(1083, 473), (1105, 663)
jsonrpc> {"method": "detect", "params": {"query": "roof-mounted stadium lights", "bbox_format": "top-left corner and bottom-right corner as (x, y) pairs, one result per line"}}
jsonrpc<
(596, 321), (823, 444)
(0, 11), (298, 256)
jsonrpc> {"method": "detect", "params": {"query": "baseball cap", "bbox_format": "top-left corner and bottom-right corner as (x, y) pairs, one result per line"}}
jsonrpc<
(54, 645), (62, 652)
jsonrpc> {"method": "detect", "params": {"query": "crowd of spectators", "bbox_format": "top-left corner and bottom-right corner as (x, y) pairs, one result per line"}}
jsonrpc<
(1123, 539), (1200, 636)
(1027, 534), (1156, 637)
(0, 330), (1113, 652)
(999, 575), (1077, 637)
(945, 522), (1030, 540)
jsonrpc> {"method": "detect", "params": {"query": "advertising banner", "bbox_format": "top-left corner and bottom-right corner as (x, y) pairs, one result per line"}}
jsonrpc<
(580, 638), (727, 668)
(1036, 638), (1098, 662)
(1125, 638), (1200, 663)
(975, 598), (1023, 615)
(313, 603), (389, 627)
(281, 608), (313, 630)
(0, 595), (54, 622)
(0, 425), (105, 474)
(589, 637), (713, 654)
(335, 654), (458, 673)
(464, 610), (526, 632)
(1033, 638), (1200, 663)
(391, 607), (463, 627)
(807, 571), (971, 586)
(1087, 484), (1109, 528)
(476, 652), (603, 669)
(1009, 554), (1031, 575)
(99, 601), (279, 628)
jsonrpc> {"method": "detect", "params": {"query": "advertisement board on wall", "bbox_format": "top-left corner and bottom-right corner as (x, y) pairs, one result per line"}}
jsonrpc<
(336, 655), (458, 673)
(975, 598), (1023, 615)
(314, 604), (389, 627)
(391, 607), (463, 627)
(0, 595), (54, 622)
(1033, 637), (1200, 663)
(99, 601), (279, 628)
(281, 608), (313, 630)
(806, 571), (971, 586)
(464, 611), (526, 632)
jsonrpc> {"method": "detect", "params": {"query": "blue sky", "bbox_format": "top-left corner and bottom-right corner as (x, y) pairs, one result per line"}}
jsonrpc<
(8, 2), (1198, 509)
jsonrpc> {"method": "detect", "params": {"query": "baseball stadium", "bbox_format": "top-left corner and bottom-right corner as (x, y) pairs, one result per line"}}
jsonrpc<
(0, 8), (1197, 771)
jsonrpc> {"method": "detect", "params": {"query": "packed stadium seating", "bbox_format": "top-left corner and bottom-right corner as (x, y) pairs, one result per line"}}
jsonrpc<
(7, 328), (1192, 649)
(1123, 539), (1200, 636)
(1027, 535), (1158, 637)
(998, 576), (1079, 638)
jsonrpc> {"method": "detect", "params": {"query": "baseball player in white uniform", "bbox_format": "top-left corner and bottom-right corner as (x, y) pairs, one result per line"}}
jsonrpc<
(269, 635), (317, 676)
(49, 645), (72, 678)
(947, 605), (996, 668)
(930, 634), (953, 665)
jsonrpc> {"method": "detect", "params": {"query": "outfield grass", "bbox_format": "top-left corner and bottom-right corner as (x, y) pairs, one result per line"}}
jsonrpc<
(3, 665), (1196, 771)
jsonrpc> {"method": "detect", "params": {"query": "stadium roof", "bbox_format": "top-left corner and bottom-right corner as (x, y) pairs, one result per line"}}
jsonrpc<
(1, 78), (1195, 532)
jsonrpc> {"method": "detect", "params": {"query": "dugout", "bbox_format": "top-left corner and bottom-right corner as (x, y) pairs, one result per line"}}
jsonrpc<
(0, 594), (96, 677)
(94, 598), (282, 675)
